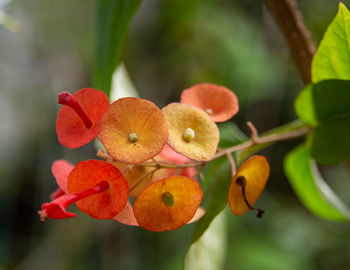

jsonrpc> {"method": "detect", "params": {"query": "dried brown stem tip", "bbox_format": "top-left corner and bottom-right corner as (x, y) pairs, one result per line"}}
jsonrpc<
(247, 121), (259, 144)
(236, 176), (265, 218)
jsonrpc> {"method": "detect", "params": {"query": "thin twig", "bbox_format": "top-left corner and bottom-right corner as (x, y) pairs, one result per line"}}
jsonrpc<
(129, 168), (158, 193)
(247, 121), (259, 144)
(139, 125), (310, 170)
(121, 165), (133, 175)
(226, 153), (236, 177)
(152, 158), (161, 168)
(192, 163), (206, 180)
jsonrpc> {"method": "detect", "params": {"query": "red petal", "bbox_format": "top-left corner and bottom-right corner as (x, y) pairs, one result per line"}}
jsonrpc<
(56, 88), (109, 148)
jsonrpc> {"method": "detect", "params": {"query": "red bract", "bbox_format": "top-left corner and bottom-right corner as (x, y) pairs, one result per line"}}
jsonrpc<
(56, 88), (109, 148)
(51, 159), (74, 194)
(67, 160), (129, 219)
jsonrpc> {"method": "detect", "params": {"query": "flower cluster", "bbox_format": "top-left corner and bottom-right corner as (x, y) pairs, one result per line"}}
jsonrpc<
(39, 83), (270, 231)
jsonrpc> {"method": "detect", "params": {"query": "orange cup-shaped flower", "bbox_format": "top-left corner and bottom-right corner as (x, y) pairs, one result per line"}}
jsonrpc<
(56, 88), (110, 148)
(162, 103), (219, 161)
(68, 160), (129, 219)
(228, 155), (270, 216)
(180, 83), (239, 122)
(99, 97), (168, 164)
(133, 176), (203, 232)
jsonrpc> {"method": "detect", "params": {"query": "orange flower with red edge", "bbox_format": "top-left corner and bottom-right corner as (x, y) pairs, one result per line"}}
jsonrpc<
(181, 83), (239, 122)
(99, 97), (168, 164)
(133, 176), (203, 231)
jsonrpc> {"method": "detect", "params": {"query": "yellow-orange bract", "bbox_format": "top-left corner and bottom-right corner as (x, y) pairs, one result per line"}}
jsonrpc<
(162, 103), (219, 161)
(133, 176), (203, 232)
(228, 155), (270, 215)
(181, 83), (239, 122)
(99, 97), (168, 164)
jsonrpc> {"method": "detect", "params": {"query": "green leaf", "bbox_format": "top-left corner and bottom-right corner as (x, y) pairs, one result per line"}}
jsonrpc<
(190, 157), (231, 244)
(284, 144), (350, 221)
(294, 84), (317, 126)
(296, 80), (350, 124)
(184, 210), (227, 270)
(295, 79), (350, 164)
(311, 117), (350, 164)
(218, 122), (248, 148)
(312, 3), (350, 82)
(93, 0), (142, 96)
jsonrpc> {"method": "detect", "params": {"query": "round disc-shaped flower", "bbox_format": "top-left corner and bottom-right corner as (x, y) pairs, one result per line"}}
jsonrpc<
(99, 97), (168, 164)
(228, 155), (270, 216)
(67, 160), (129, 219)
(56, 88), (109, 148)
(162, 103), (219, 161)
(181, 83), (239, 122)
(133, 176), (203, 232)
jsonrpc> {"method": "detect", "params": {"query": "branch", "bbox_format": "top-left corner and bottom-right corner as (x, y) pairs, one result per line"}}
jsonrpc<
(139, 124), (310, 170)
(264, 0), (316, 84)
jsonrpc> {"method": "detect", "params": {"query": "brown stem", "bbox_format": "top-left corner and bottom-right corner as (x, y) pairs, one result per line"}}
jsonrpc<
(139, 125), (310, 170)
(264, 0), (316, 84)
(129, 168), (158, 193)
(226, 153), (236, 177)
(247, 121), (259, 144)
(236, 176), (265, 218)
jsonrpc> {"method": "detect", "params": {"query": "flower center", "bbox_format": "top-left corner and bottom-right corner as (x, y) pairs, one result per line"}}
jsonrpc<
(183, 128), (195, 142)
(162, 192), (174, 207)
(128, 133), (138, 143)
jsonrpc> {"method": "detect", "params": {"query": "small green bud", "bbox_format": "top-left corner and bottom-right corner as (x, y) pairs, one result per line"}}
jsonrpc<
(128, 133), (138, 143)
(183, 128), (195, 142)
(162, 192), (174, 207)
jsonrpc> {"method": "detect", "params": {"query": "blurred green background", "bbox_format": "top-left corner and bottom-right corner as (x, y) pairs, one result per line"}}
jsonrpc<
(1, 0), (350, 269)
